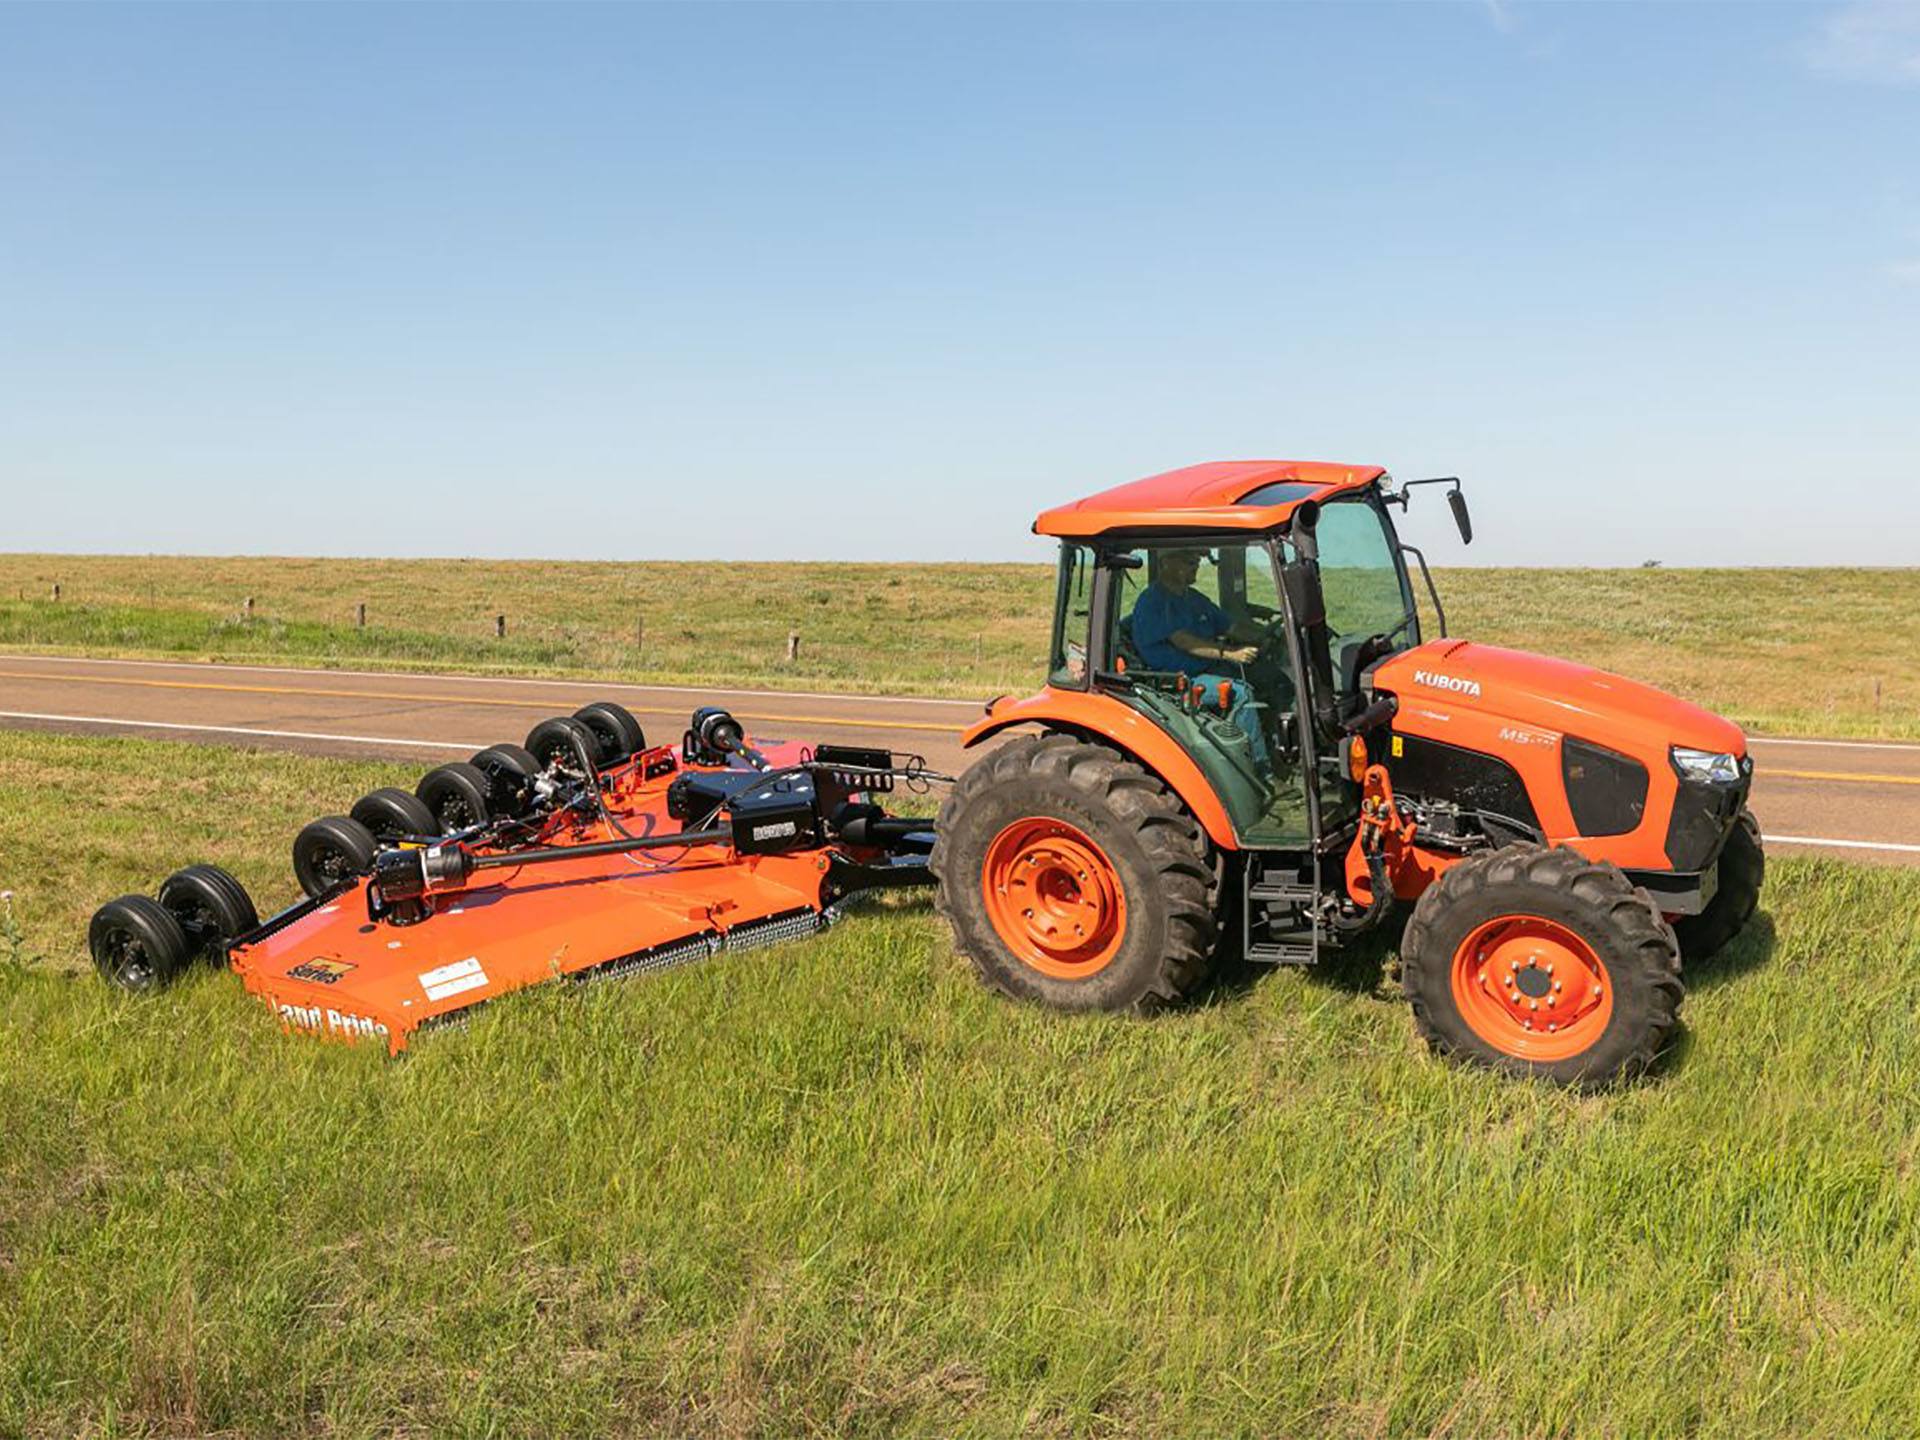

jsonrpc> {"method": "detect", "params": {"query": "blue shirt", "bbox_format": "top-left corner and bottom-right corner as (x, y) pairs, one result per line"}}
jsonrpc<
(1129, 585), (1228, 672)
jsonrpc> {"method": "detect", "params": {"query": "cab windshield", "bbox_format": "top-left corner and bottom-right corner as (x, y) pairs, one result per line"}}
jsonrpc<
(1311, 494), (1419, 694)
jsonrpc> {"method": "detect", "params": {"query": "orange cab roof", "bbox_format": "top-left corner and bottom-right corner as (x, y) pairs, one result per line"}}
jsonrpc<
(1033, 460), (1386, 538)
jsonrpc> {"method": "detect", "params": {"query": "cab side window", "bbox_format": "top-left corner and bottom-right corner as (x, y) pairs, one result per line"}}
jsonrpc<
(1049, 544), (1095, 687)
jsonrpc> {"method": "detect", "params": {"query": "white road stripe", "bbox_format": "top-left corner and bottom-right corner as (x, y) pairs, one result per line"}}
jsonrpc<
(1749, 736), (1920, 753)
(0, 711), (484, 752)
(1764, 834), (1920, 855)
(0, 651), (984, 708)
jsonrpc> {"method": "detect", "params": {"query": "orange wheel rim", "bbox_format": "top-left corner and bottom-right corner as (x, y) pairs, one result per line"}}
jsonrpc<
(1449, 914), (1614, 1062)
(982, 818), (1127, 979)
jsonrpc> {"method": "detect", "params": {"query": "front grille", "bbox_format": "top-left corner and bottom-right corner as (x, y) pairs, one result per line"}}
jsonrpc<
(1665, 776), (1747, 872)
(1562, 737), (1649, 837)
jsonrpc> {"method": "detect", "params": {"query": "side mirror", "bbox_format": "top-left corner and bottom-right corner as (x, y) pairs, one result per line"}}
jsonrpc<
(1447, 488), (1473, 545)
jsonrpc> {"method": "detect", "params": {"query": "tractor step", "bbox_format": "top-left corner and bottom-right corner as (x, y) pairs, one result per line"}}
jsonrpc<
(1247, 940), (1316, 966)
(1247, 881), (1316, 903)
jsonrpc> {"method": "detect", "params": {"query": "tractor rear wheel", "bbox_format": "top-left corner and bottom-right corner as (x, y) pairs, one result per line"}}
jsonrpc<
(1401, 843), (1683, 1088)
(1673, 808), (1763, 961)
(931, 733), (1218, 1013)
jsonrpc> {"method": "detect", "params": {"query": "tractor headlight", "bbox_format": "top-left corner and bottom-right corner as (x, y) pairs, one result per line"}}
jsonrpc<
(1670, 746), (1744, 785)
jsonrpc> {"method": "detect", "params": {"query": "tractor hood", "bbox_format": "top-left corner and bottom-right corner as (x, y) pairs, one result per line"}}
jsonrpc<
(1371, 641), (1746, 757)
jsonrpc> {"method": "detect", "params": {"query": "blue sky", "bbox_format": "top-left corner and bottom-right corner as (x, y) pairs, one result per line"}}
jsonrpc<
(1, 1), (1916, 565)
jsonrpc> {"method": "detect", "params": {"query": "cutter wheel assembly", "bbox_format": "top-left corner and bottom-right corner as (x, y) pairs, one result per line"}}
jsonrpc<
(90, 700), (945, 1053)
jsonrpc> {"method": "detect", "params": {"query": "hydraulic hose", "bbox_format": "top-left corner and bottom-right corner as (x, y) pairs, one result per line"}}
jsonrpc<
(1332, 846), (1396, 935)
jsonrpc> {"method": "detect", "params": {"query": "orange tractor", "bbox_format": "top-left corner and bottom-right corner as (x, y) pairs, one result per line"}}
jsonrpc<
(86, 459), (1759, 1087)
(930, 460), (1761, 1085)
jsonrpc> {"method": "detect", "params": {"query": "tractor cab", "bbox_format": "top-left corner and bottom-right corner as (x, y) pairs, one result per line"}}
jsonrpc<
(1039, 462), (1449, 849)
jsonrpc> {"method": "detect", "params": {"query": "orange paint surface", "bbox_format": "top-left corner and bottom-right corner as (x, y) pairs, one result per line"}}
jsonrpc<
(961, 688), (1242, 849)
(1033, 459), (1385, 538)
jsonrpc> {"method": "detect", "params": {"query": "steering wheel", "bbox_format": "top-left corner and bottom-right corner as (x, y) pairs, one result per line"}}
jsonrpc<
(1237, 618), (1297, 707)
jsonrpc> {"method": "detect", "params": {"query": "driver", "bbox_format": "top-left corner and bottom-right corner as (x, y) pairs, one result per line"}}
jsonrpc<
(1128, 548), (1271, 766)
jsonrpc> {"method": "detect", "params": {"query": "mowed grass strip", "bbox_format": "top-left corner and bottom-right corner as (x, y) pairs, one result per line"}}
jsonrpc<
(3, 730), (1920, 1437)
(2, 555), (1917, 738)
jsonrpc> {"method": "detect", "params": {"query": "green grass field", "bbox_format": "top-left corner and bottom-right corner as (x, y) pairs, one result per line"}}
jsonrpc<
(2, 555), (1916, 738)
(5, 729), (1920, 1437)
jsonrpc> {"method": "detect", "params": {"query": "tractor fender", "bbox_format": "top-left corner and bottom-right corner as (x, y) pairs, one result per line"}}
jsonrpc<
(960, 689), (1241, 850)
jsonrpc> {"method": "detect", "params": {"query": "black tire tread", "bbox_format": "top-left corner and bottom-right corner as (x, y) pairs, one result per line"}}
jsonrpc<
(572, 702), (645, 761)
(1672, 808), (1764, 960)
(525, 716), (600, 771)
(351, 787), (440, 843)
(930, 731), (1219, 1013)
(415, 762), (494, 832)
(292, 815), (380, 898)
(1401, 842), (1683, 1087)
(89, 894), (192, 993)
(157, 863), (258, 959)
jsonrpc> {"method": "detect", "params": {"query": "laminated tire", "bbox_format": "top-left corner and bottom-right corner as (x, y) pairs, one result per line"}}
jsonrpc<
(292, 816), (380, 899)
(525, 716), (600, 772)
(469, 744), (542, 817)
(351, 787), (440, 843)
(157, 863), (258, 961)
(415, 762), (494, 833)
(572, 702), (645, 763)
(90, 894), (192, 993)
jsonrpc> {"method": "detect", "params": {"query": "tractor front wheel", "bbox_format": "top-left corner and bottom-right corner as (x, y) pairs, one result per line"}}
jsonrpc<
(1401, 844), (1683, 1087)
(931, 733), (1219, 1013)
(1673, 808), (1764, 961)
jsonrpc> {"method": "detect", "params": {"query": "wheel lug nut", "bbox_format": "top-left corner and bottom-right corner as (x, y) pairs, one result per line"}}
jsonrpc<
(1547, 1023), (1558, 1033)
(1528, 1000), (1539, 1011)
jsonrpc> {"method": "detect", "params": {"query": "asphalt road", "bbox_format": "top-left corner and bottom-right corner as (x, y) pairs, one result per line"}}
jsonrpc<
(2, 653), (1916, 867)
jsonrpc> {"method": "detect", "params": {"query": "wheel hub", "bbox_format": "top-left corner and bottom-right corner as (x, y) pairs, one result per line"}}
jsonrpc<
(982, 818), (1127, 979)
(1450, 915), (1613, 1060)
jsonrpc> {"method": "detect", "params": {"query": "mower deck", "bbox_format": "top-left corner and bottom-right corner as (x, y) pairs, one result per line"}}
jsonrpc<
(229, 739), (912, 1053)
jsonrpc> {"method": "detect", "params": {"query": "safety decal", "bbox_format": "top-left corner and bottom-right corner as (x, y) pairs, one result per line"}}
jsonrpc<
(419, 956), (489, 1002)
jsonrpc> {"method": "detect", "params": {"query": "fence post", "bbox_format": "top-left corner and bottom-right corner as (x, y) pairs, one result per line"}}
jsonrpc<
(244, 596), (255, 621)
(635, 616), (645, 659)
(496, 614), (507, 639)
(355, 602), (366, 629)
(51, 583), (60, 602)
(786, 630), (800, 662)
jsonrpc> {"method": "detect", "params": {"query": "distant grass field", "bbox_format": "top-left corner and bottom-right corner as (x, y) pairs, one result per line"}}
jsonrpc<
(5, 728), (1920, 1437)
(2, 555), (1916, 738)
